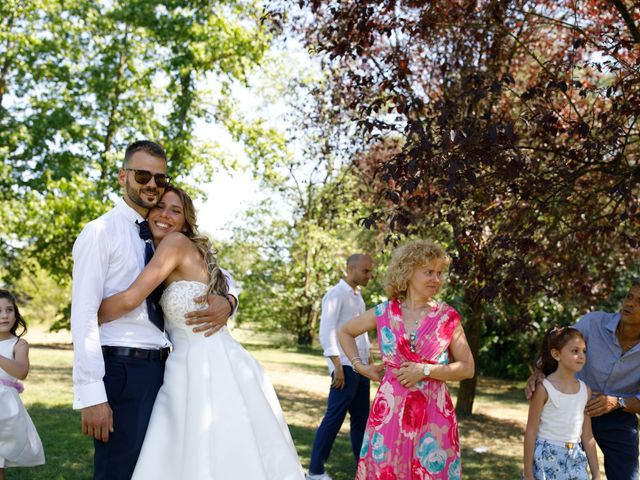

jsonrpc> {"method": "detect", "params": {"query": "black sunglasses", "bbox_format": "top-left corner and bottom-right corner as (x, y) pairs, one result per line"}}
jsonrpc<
(125, 168), (171, 187)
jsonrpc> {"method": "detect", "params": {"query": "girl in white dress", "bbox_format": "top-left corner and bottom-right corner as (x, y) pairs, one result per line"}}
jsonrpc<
(524, 327), (601, 480)
(0, 289), (45, 479)
(98, 186), (304, 480)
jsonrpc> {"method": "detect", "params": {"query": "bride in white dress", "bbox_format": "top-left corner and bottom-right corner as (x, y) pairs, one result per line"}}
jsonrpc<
(98, 186), (304, 480)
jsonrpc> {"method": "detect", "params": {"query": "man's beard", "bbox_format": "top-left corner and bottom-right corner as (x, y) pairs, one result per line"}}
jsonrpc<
(126, 177), (159, 209)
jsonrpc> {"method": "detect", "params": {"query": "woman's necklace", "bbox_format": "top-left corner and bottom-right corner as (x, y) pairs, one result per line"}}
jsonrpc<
(401, 302), (432, 353)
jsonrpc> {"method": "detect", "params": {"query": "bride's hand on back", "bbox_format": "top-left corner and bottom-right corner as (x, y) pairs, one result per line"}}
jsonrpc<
(184, 293), (236, 337)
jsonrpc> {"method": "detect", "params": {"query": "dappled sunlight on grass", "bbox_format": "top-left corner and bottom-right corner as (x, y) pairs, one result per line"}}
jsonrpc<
(458, 412), (524, 478)
(8, 402), (90, 480)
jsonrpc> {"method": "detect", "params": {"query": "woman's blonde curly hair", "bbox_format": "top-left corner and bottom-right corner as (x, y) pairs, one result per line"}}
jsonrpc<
(383, 239), (451, 300)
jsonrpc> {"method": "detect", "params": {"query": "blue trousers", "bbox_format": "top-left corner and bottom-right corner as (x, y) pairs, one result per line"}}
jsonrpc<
(93, 354), (165, 480)
(591, 408), (639, 480)
(308, 366), (370, 475)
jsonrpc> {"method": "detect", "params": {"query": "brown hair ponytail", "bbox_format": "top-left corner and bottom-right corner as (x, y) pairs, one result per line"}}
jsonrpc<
(539, 326), (585, 376)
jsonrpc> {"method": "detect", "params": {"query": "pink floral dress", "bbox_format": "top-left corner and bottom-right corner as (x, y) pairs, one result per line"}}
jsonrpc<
(356, 299), (461, 480)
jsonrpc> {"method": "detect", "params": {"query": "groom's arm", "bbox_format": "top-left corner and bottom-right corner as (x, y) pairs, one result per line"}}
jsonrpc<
(185, 269), (238, 336)
(71, 222), (114, 442)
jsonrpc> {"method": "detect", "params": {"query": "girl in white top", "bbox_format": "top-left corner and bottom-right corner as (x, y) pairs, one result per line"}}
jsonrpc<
(524, 327), (600, 480)
(0, 290), (45, 479)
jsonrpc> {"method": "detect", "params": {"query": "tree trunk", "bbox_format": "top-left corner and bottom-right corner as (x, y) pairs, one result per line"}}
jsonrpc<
(455, 297), (484, 416)
(296, 304), (314, 346)
(296, 329), (312, 346)
(296, 321), (313, 347)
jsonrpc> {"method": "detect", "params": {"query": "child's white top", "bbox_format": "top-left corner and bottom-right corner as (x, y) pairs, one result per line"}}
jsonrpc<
(538, 378), (588, 443)
(0, 336), (19, 381)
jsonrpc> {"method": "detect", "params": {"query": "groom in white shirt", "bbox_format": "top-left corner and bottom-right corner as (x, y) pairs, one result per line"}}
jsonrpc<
(71, 140), (238, 480)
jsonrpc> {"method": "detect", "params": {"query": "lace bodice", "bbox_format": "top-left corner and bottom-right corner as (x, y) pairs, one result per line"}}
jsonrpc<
(160, 280), (222, 342)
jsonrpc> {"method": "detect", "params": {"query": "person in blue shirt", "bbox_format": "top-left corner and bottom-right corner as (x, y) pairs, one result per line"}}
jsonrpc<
(526, 279), (640, 480)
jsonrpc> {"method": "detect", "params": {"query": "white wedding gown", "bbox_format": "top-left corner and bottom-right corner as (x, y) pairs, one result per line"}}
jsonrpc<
(132, 281), (304, 480)
(0, 337), (45, 468)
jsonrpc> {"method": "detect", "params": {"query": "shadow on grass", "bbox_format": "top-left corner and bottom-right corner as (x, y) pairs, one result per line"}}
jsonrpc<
(242, 341), (322, 358)
(277, 385), (328, 420)
(447, 377), (527, 406)
(29, 343), (73, 351)
(30, 365), (72, 376)
(28, 366), (73, 388)
(272, 361), (328, 375)
(461, 447), (522, 479)
(460, 412), (524, 442)
(289, 424), (358, 480)
(474, 377), (528, 405)
(458, 413), (523, 479)
(8, 403), (92, 480)
(276, 384), (359, 479)
(246, 344), (330, 375)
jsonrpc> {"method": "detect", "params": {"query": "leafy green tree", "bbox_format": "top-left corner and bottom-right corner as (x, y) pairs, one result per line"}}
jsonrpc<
(226, 170), (373, 345)
(1, 0), (273, 327)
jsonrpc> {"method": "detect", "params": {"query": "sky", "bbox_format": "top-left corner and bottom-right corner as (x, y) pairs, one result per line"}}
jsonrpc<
(186, 35), (321, 242)
(193, 167), (260, 240)
(189, 38), (311, 241)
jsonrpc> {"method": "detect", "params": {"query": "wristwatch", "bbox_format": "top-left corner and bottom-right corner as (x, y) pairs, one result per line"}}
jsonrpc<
(422, 363), (431, 378)
(617, 396), (627, 410)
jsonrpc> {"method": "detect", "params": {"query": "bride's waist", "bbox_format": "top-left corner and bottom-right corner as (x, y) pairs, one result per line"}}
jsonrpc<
(168, 325), (230, 343)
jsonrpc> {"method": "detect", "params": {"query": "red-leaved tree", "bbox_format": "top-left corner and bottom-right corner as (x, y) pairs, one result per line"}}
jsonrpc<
(276, 0), (640, 413)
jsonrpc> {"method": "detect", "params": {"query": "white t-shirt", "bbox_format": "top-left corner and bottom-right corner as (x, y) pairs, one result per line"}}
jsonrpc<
(318, 279), (370, 373)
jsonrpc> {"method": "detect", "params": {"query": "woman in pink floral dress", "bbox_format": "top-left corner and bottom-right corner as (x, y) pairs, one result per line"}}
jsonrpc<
(338, 239), (474, 480)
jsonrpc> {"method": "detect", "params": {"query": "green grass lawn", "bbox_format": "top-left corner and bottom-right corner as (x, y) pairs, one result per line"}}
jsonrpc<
(9, 328), (533, 479)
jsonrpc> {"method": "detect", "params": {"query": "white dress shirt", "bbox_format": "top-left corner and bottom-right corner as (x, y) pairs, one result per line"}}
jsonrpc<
(318, 279), (370, 373)
(71, 199), (238, 409)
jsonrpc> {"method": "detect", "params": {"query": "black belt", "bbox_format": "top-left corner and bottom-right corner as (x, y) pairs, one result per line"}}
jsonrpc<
(102, 346), (170, 361)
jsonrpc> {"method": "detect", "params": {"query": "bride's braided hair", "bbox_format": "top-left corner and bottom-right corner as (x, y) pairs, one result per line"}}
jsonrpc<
(163, 186), (228, 297)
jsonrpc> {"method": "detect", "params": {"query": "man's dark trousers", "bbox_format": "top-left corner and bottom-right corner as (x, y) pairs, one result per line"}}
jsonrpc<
(308, 366), (370, 475)
(591, 408), (639, 480)
(93, 354), (165, 480)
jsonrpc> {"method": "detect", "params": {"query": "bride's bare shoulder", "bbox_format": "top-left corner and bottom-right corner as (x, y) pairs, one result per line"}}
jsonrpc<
(158, 231), (191, 248)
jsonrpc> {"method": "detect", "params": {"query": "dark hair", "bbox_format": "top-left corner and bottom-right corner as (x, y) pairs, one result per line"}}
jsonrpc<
(160, 186), (228, 297)
(124, 140), (167, 166)
(0, 289), (27, 337)
(539, 326), (585, 375)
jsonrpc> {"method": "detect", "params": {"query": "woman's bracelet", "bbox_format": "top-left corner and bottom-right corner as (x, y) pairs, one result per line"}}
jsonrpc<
(222, 294), (235, 316)
(350, 357), (364, 368)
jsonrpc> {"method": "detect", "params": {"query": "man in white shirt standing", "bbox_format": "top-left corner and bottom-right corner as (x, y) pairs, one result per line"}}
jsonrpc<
(307, 254), (374, 480)
(71, 140), (238, 480)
